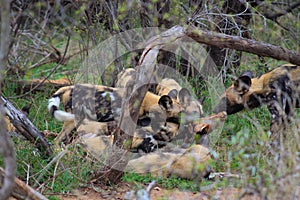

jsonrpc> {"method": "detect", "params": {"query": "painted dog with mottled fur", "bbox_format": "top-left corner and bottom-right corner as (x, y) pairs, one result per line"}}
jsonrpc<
(214, 64), (300, 139)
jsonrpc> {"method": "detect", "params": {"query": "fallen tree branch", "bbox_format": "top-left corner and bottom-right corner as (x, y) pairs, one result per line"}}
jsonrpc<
(0, 167), (47, 200)
(185, 25), (300, 65)
(1, 96), (53, 158)
(13, 77), (72, 94)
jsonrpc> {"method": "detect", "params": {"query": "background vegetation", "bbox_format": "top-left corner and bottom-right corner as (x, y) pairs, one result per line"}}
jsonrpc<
(1, 0), (299, 199)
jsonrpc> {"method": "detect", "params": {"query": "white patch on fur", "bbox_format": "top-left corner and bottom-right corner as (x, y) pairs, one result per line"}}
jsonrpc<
(47, 97), (60, 113)
(101, 92), (115, 101)
(48, 97), (75, 121)
(81, 105), (97, 120)
(80, 133), (98, 139)
(114, 107), (122, 115)
(145, 133), (158, 151)
(54, 110), (75, 121)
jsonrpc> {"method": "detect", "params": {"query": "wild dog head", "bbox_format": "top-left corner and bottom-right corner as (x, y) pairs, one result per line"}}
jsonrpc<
(115, 68), (136, 88)
(213, 71), (253, 115)
(156, 78), (205, 121)
(178, 88), (205, 122)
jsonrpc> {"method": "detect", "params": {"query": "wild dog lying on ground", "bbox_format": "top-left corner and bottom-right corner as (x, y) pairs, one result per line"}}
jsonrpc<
(75, 119), (212, 180)
(126, 144), (212, 180)
(153, 78), (206, 147)
(213, 64), (300, 139)
(77, 119), (159, 154)
(48, 84), (184, 144)
(80, 135), (212, 180)
(77, 111), (226, 155)
(115, 69), (176, 146)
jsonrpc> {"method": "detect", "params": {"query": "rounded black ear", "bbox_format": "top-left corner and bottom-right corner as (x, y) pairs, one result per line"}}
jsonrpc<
(178, 88), (191, 104)
(158, 95), (173, 110)
(167, 89), (178, 99)
(137, 116), (151, 127)
(234, 71), (252, 92)
(196, 124), (210, 135)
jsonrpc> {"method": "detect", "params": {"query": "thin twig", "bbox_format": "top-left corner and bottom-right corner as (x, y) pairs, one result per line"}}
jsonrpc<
(10, 35), (71, 99)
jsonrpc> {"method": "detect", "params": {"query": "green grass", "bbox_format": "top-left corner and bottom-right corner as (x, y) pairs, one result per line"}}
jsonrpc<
(3, 60), (300, 198)
(2, 26), (300, 198)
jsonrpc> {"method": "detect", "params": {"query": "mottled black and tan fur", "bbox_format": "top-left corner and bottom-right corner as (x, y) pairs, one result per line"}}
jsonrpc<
(214, 64), (300, 137)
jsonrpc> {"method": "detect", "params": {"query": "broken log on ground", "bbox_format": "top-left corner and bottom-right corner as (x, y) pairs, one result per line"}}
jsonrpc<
(13, 77), (72, 95)
(0, 167), (48, 200)
(1, 96), (53, 158)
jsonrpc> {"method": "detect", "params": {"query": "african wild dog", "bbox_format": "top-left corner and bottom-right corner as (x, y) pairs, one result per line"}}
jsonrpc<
(154, 78), (207, 146)
(115, 72), (208, 149)
(213, 64), (300, 138)
(48, 84), (184, 122)
(72, 118), (158, 154)
(48, 83), (185, 144)
(156, 78), (206, 119)
(126, 144), (212, 180)
(77, 120), (212, 180)
(115, 68), (136, 88)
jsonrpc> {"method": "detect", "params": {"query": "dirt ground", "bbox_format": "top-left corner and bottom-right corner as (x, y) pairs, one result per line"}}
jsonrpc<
(52, 182), (261, 200)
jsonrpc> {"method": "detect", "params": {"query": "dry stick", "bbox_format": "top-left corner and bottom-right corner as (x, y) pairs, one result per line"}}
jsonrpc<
(15, 78), (72, 94)
(10, 35), (71, 99)
(1, 96), (53, 157)
(33, 149), (68, 188)
(185, 25), (300, 65)
(0, 167), (48, 200)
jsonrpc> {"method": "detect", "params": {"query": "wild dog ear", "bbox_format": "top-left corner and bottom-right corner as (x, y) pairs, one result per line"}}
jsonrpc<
(195, 124), (210, 147)
(234, 71), (252, 93)
(137, 116), (151, 127)
(194, 123), (210, 135)
(178, 88), (192, 105)
(158, 95), (173, 111)
(167, 89), (178, 99)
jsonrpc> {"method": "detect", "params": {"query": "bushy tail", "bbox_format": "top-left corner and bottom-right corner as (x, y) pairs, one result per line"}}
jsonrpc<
(48, 86), (75, 122)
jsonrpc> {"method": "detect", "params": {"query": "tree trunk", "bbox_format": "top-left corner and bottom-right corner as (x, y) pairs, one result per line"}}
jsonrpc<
(0, 0), (17, 199)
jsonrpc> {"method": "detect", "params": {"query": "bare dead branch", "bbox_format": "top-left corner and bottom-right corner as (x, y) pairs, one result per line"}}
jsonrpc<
(1, 96), (53, 158)
(10, 35), (71, 99)
(14, 78), (72, 94)
(264, 1), (300, 21)
(0, 167), (48, 200)
(185, 25), (300, 65)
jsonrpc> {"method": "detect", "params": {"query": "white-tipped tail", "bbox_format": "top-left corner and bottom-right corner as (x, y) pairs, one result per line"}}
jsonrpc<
(48, 96), (75, 121)
(53, 110), (75, 121)
(48, 97), (60, 113)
